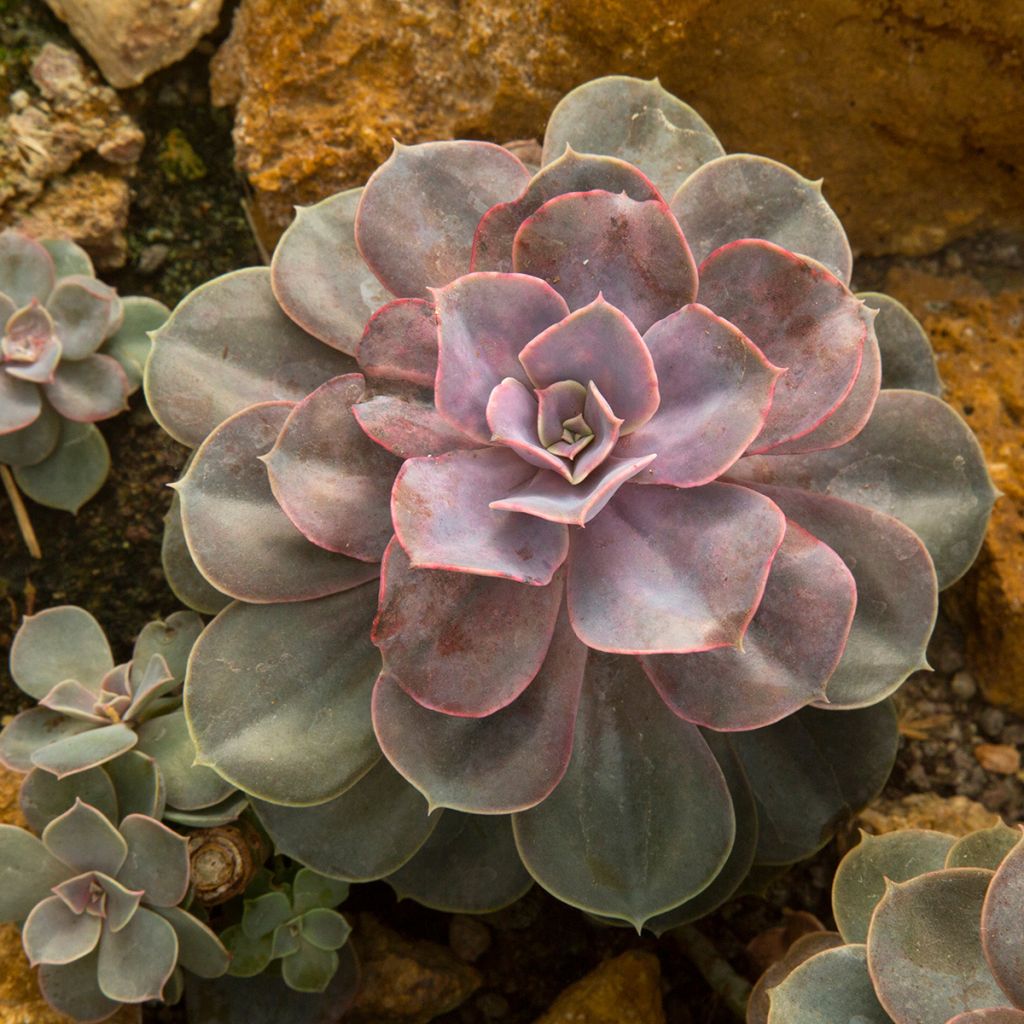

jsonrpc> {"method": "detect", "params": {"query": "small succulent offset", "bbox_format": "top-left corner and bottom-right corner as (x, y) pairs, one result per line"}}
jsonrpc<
(145, 75), (993, 927)
(0, 799), (229, 1021)
(221, 867), (353, 994)
(0, 606), (239, 828)
(751, 822), (1024, 1024)
(0, 230), (169, 511)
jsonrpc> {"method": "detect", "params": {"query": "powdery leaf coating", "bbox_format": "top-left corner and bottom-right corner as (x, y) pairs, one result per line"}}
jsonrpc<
(386, 812), (533, 914)
(252, 757), (438, 882)
(106, 751), (164, 821)
(513, 190), (698, 334)
(946, 823), (1023, 870)
(145, 267), (356, 448)
(10, 606), (113, 699)
(616, 304), (782, 486)
(38, 950), (120, 1023)
(671, 154), (853, 283)
(373, 539), (566, 716)
(766, 944), (889, 1024)
(356, 298), (439, 387)
(698, 240), (867, 452)
(868, 870), (1010, 1024)
(736, 390), (995, 589)
(96, 907), (178, 1003)
(177, 402), (380, 603)
(472, 149), (662, 273)
(118, 815), (190, 907)
(272, 188), (391, 356)
(352, 394), (479, 459)
(832, 830), (957, 944)
(0, 230), (55, 305)
(264, 375), (400, 561)
(23, 895), (103, 966)
(42, 800), (127, 877)
(392, 446), (569, 585)
(185, 586), (381, 805)
(13, 419), (111, 514)
(980, 829), (1024, 1007)
(433, 272), (569, 443)
(567, 482), (785, 655)
(860, 291), (943, 396)
(19, 767), (118, 833)
(0, 708), (93, 773)
(0, 398), (58, 464)
(46, 276), (118, 360)
(31, 723), (138, 778)
(356, 140), (530, 298)
(0, 371), (42, 433)
(513, 652), (734, 930)
(0, 826), (70, 922)
(373, 601), (587, 813)
(643, 522), (856, 730)
(541, 76), (725, 200)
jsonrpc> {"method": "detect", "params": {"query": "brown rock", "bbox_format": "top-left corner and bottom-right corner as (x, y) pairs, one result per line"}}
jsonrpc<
(974, 743), (1021, 775)
(858, 792), (999, 837)
(348, 914), (481, 1023)
(883, 269), (1024, 715)
(531, 950), (665, 1024)
(212, 0), (1024, 256)
(0, 768), (140, 1023)
(746, 911), (826, 977)
(0, 43), (143, 267)
(44, 0), (223, 88)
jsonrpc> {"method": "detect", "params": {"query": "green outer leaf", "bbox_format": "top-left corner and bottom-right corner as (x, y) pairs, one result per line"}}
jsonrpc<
(0, 707), (94, 772)
(105, 749), (165, 820)
(0, 825), (71, 921)
(222, 924), (274, 978)
(300, 909), (351, 951)
(281, 937), (339, 994)
(859, 291), (943, 396)
(747, 931), (844, 1024)
(14, 419), (111, 513)
(19, 765), (119, 832)
(946, 823), (1023, 870)
(185, 588), (382, 805)
(243, 892), (294, 940)
(144, 266), (356, 448)
(734, 700), (899, 867)
(136, 708), (235, 811)
(385, 811), (532, 914)
(118, 814), (190, 907)
(291, 869), (350, 914)
(980, 829), (1024, 1007)
(43, 800), (128, 876)
(767, 944), (890, 1024)
(513, 652), (735, 930)
(868, 869), (1007, 1024)
(162, 489), (232, 615)
(10, 605), (113, 698)
(102, 295), (168, 392)
(832, 830), (956, 943)
(252, 756), (439, 882)
(0, 400), (60, 466)
(38, 948), (121, 1024)
(132, 610), (204, 686)
(272, 923), (301, 958)
(97, 906), (179, 1003)
(163, 791), (248, 828)
(30, 722), (138, 778)
(42, 238), (94, 279)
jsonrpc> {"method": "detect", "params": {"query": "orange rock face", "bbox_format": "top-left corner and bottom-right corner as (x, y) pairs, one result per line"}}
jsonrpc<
(211, 0), (1024, 256)
(883, 268), (1024, 715)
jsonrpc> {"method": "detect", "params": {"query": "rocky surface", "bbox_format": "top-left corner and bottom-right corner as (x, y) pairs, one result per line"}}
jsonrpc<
(43, 0), (223, 88)
(882, 267), (1024, 716)
(1, 42), (144, 267)
(530, 951), (665, 1024)
(211, 0), (1024, 255)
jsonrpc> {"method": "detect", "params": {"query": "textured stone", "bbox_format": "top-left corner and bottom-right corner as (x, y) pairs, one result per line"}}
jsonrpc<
(349, 914), (481, 1023)
(0, 43), (143, 267)
(883, 269), (1024, 716)
(211, 0), (1024, 256)
(858, 792), (999, 837)
(44, 0), (224, 88)
(531, 950), (665, 1024)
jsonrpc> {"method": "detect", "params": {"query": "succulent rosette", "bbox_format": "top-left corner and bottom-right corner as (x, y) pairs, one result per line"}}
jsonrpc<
(751, 822), (1024, 1024)
(0, 230), (169, 511)
(145, 76), (993, 928)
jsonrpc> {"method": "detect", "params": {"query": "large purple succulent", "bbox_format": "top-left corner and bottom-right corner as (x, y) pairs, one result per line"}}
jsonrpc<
(0, 230), (169, 511)
(145, 76), (993, 927)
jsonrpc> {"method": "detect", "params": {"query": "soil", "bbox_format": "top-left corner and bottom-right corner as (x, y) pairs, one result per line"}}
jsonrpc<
(1, 3), (1022, 1021)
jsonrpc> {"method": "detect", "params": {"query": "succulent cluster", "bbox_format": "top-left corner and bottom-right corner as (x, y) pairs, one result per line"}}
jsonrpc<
(0, 230), (168, 511)
(751, 822), (1024, 1024)
(0, 606), (242, 832)
(143, 75), (993, 927)
(0, 799), (229, 1021)
(221, 867), (353, 994)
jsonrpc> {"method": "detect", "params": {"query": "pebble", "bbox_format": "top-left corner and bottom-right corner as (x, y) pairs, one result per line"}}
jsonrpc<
(951, 671), (977, 701)
(449, 915), (492, 963)
(980, 707), (1007, 740)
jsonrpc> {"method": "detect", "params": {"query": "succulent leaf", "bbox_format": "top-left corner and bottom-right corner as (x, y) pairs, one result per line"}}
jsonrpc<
(161, 489), (232, 615)
(37, 948), (120, 1023)
(0, 399), (59, 465)
(177, 402), (380, 602)
(0, 230), (55, 305)
(152, 905), (230, 979)
(44, 353), (129, 422)
(252, 757), (438, 881)
(947, 823), (1023, 871)
(672, 154), (853, 283)
(831, 830), (957, 944)
(299, 908), (351, 951)
(0, 707), (94, 772)
(0, 825), (71, 921)
(19, 766), (119, 832)
(372, 599), (586, 813)
(291, 870), (351, 914)
(117, 814), (190, 907)
(355, 140), (530, 298)
(45, 276), (118, 360)
(222, 923), (274, 977)
(263, 374), (400, 560)
(513, 652), (735, 929)
(859, 292), (943, 396)
(42, 800), (128, 876)
(30, 723), (138, 778)
(101, 296), (169, 392)
(242, 892), (294, 940)
(185, 587), (381, 804)
(130, 610), (204, 687)
(746, 931), (845, 1024)
(272, 189), (390, 355)
(41, 238), (94, 279)
(979, 829), (1024, 1007)
(12, 419), (111, 513)
(104, 750), (165, 820)
(280, 936), (339, 993)
(144, 267), (356, 448)
(352, 394), (479, 459)
(10, 606), (113, 699)
(355, 297), (439, 387)
(96, 906), (178, 1003)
